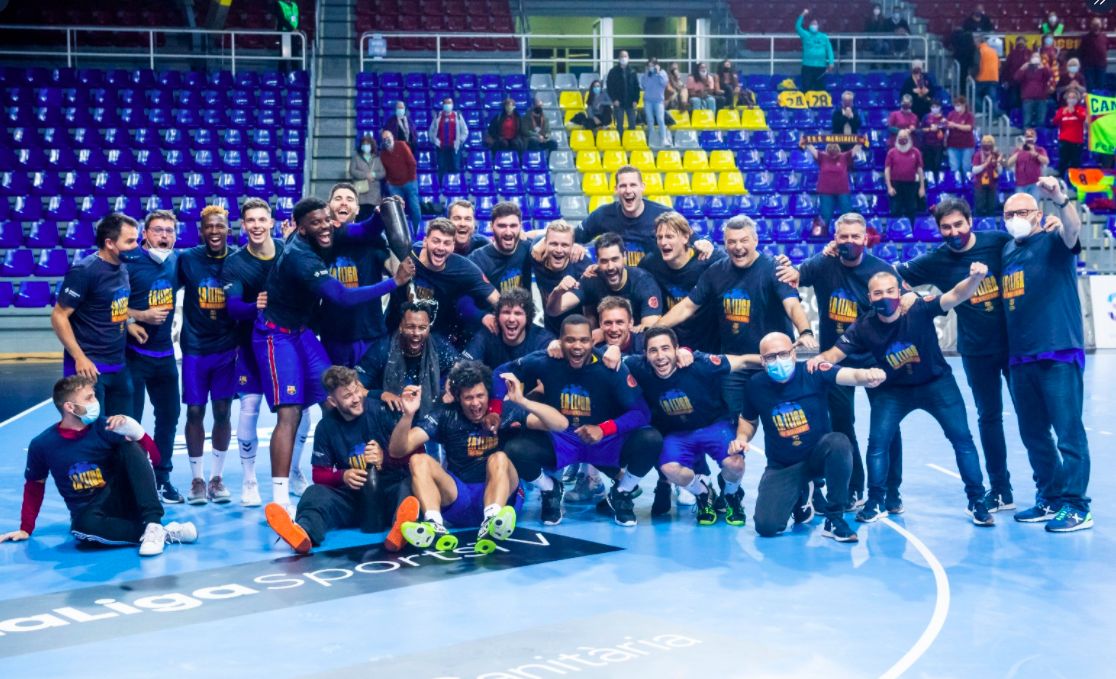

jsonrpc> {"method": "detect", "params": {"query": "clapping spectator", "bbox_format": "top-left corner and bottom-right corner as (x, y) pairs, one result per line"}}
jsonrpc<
(383, 100), (416, 147)
(520, 96), (558, 154)
(1002, 37), (1032, 113)
(430, 97), (468, 184)
(1016, 53), (1053, 129)
(686, 63), (719, 111)
(795, 9), (835, 92)
(1006, 128), (1050, 200)
(1080, 18), (1109, 91)
(831, 91), (862, 139)
(607, 50), (641, 136)
(1056, 59), (1087, 103)
(640, 58), (672, 146)
(945, 96), (976, 180)
(885, 130), (925, 223)
(485, 98), (525, 152)
(963, 4), (994, 32)
(665, 62), (689, 110)
(718, 60), (743, 109)
(900, 60), (934, 117)
(1040, 11), (1064, 36)
(348, 133), (385, 221)
(971, 135), (1003, 217)
(808, 141), (861, 224)
(887, 94), (919, 147)
(1053, 91), (1087, 179)
(570, 79), (613, 130)
(920, 102), (947, 182)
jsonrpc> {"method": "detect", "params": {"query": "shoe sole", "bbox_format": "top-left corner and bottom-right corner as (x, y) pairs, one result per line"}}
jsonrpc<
(886, 506), (905, 515)
(210, 495), (232, 504)
(697, 514), (718, 526)
(1014, 514), (1056, 523)
(542, 516), (563, 526)
(385, 496), (420, 553)
(159, 495), (184, 505)
(265, 503), (311, 554)
(187, 497), (208, 506)
(613, 517), (637, 527)
(1045, 519), (1094, 533)
(987, 503), (1016, 513)
(240, 497), (262, 507)
(821, 528), (859, 542)
(856, 510), (888, 524)
(968, 514), (996, 526)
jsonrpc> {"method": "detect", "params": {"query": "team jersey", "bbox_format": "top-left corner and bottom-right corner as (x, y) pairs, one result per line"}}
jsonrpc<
(124, 249), (178, 355)
(316, 233), (390, 343)
(25, 418), (129, 515)
(468, 240), (533, 294)
(625, 351), (733, 433)
(577, 266), (663, 324)
(387, 252), (496, 343)
(311, 396), (407, 474)
(462, 324), (555, 368)
(355, 333), (461, 393)
(417, 402), (530, 483)
(577, 200), (673, 266)
(177, 245), (236, 355)
(797, 252), (895, 366)
(262, 233), (333, 330)
(741, 363), (841, 468)
(638, 248), (725, 351)
(57, 254), (130, 367)
(688, 254), (799, 355)
(535, 256), (589, 335)
(835, 298), (951, 387)
(1000, 230), (1085, 358)
(222, 241), (283, 345)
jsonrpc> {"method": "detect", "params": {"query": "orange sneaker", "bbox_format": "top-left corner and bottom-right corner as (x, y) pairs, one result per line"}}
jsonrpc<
(385, 496), (420, 552)
(265, 502), (311, 554)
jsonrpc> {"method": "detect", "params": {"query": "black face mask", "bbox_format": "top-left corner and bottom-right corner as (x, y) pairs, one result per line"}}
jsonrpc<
(838, 242), (864, 261)
(533, 105), (543, 113)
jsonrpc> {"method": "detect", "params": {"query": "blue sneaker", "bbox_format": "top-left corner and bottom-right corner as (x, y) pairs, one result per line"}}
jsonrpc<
(1014, 503), (1058, 523)
(967, 499), (995, 526)
(855, 500), (888, 523)
(1044, 506), (1094, 533)
(984, 489), (1015, 513)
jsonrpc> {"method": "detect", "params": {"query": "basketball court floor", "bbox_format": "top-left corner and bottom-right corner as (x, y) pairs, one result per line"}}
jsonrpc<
(0, 354), (1113, 678)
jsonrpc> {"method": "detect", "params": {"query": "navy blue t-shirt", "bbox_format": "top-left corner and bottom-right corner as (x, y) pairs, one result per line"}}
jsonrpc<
(578, 266), (663, 324)
(263, 233), (333, 331)
(798, 252), (895, 367)
(58, 254), (130, 367)
(468, 240), (533, 294)
(536, 256), (589, 335)
(316, 239), (390, 343)
(577, 200), (673, 266)
(639, 248), (725, 351)
(221, 241), (283, 346)
(124, 249), (177, 355)
(25, 418), (129, 514)
(606, 329), (647, 357)
(625, 351), (733, 433)
(177, 245), (237, 355)
(387, 253), (496, 344)
(311, 397), (408, 477)
(896, 231), (1011, 357)
(835, 298), (951, 386)
(463, 323), (555, 368)
(740, 363), (840, 468)
(688, 254), (799, 355)
(417, 402), (530, 483)
(1001, 230), (1084, 357)
(355, 333), (461, 393)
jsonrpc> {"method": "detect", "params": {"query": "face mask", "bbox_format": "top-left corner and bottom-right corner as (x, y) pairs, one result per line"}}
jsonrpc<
(1068, 66), (1079, 75)
(872, 296), (901, 317)
(945, 231), (971, 250)
(382, 140), (393, 150)
(837, 242), (863, 261)
(591, 86), (601, 94)
(931, 106), (941, 115)
(360, 143), (372, 154)
(619, 58), (629, 67)
(76, 399), (100, 425)
(699, 69), (708, 76)
(897, 139), (911, 150)
(443, 103), (453, 113)
(1005, 215), (1035, 240)
(1043, 37), (1054, 47)
(809, 24), (819, 33)
(901, 103), (911, 110)
(1049, 15), (1058, 24)
(981, 145), (993, 153)
(395, 108), (405, 118)
(1067, 98), (1079, 107)
(148, 247), (173, 263)
(842, 100), (853, 108)
(955, 105), (965, 113)
(1030, 57), (1041, 67)
(873, 8), (880, 16)
(765, 357), (795, 382)
(533, 105), (543, 113)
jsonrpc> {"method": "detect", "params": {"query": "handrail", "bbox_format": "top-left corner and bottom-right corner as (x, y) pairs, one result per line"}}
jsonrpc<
(0, 24), (308, 71)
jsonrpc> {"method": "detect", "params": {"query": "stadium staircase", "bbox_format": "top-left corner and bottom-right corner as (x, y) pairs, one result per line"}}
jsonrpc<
(309, 0), (359, 198)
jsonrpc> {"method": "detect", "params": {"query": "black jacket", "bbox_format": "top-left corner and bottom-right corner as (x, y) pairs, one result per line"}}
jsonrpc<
(606, 65), (640, 107)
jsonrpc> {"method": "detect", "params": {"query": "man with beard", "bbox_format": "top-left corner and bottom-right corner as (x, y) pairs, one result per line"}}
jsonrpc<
(447, 199), (489, 256)
(546, 232), (663, 329)
(469, 201), (533, 294)
(463, 287), (554, 368)
(533, 220), (589, 335)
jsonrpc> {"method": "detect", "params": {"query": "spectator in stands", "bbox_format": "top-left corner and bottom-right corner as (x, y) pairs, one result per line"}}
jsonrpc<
(349, 134), (385, 222)
(485, 97), (525, 153)
(641, 58), (672, 147)
(1003, 37), (1032, 114)
(1080, 18), (1109, 92)
(665, 62), (688, 111)
(945, 96), (976, 180)
(975, 35), (1000, 114)
(382, 100), (416, 147)
(831, 91), (861, 139)
(885, 130), (925, 224)
(520, 96), (558, 154)
(686, 63), (719, 111)
(570, 80), (613, 130)
(950, 28), (977, 82)
(380, 130), (423, 229)
(718, 60), (743, 109)
(1056, 59), (1087, 103)
(1006, 129), (1050, 200)
(885, 8), (911, 57)
(795, 9), (834, 92)
(971, 135), (1003, 217)
(865, 4), (889, 55)
(608, 50), (641, 137)
(900, 60), (935, 118)
(920, 101), (947, 182)
(1040, 35), (1061, 94)
(807, 141), (861, 225)
(1016, 53), (1053, 129)
(1053, 90), (1087, 179)
(887, 94), (919, 147)
(430, 97), (468, 184)
(1040, 11), (1064, 36)
(963, 5), (994, 33)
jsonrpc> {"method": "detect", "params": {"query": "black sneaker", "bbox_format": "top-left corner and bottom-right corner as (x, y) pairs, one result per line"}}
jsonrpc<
(967, 499), (995, 526)
(821, 516), (859, 542)
(844, 490), (866, 512)
(885, 495), (905, 515)
(984, 489), (1016, 513)
(856, 500), (888, 523)
(651, 478), (672, 517)
(695, 489), (717, 526)
(608, 486), (637, 527)
(793, 481), (815, 524)
(540, 481), (564, 526)
(158, 481), (184, 504)
(561, 465), (579, 485)
(721, 487), (747, 526)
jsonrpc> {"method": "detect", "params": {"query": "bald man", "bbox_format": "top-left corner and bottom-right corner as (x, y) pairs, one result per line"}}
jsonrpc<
(739, 333), (886, 542)
(1000, 179), (1092, 532)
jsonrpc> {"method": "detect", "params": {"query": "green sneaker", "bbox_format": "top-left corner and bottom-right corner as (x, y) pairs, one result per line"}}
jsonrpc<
(477, 506), (517, 545)
(722, 488), (747, 527)
(695, 489), (718, 526)
(401, 521), (459, 552)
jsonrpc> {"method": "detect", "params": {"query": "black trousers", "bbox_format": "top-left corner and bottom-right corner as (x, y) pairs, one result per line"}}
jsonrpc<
(295, 469), (411, 545)
(827, 384), (903, 498)
(753, 432), (852, 537)
(1057, 140), (1083, 178)
(800, 65), (826, 92)
(127, 350), (181, 483)
(890, 180), (921, 223)
(93, 367), (134, 422)
(973, 184), (999, 217)
(70, 442), (164, 545)
(922, 146), (943, 176)
(506, 427), (662, 481)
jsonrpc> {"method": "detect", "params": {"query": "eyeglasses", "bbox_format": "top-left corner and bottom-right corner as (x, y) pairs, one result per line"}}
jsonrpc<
(761, 350), (793, 363)
(146, 227), (175, 236)
(1003, 208), (1038, 219)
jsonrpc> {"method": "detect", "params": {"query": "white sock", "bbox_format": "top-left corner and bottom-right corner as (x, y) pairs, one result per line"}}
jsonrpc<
(424, 510), (444, 526)
(237, 394), (260, 482)
(684, 475), (708, 496)
(291, 409), (310, 477)
(189, 456), (204, 481)
(272, 478), (290, 507)
(724, 478), (741, 495)
(617, 471), (640, 493)
(483, 504), (501, 519)
(241, 456), (256, 484)
(533, 473), (555, 492)
(209, 448), (228, 478)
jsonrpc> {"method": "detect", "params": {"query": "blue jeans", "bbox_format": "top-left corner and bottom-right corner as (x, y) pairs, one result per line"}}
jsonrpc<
(865, 375), (986, 504)
(960, 353), (1013, 493)
(1008, 360), (1091, 511)
(387, 181), (422, 231)
(691, 95), (717, 112)
(436, 146), (461, 182)
(818, 193), (852, 224)
(975, 81), (999, 113)
(645, 101), (671, 144)
(947, 147), (974, 176)
(1022, 99), (1048, 129)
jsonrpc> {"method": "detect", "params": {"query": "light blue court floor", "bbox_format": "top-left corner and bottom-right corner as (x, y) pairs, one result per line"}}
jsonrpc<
(1, 354), (1115, 678)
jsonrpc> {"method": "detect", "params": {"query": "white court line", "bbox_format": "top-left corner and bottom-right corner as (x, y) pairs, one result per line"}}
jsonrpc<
(878, 518), (952, 679)
(926, 463), (962, 480)
(0, 398), (51, 430)
(1100, 430), (1113, 436)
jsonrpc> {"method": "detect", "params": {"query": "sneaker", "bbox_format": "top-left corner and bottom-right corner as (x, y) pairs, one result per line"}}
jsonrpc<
(562, 465), (580, 485)
(712, 473), (735, 514)
(207, 476), (231, 504)
(157, 481), (184, 504)
(265, 502), (311, 553)
(476, 506), (518, 554)
(566, 473), (606, 503)
(240, 479), (261, 507)
(967, 499), (995, 526)
(608, 486), (638, 527)
(1045, 505), (1094, 533)
(856, 500), (888, 523)
(793, 481), (815, 524)
(885, 499), (905, 515)
(844, 490), (867, 512)
(676, 487), (697, 506)
(540, 480), (564, 526)
(385, 496), (420, 552)
(187, 478), (208, 505)
(984, 489), (1016, 513)
(402, 520), (458, 551)
(1014, 502), (1058, 523)
(721, 488), (747, 527)
(695, 489), (717, 526)
(164, 521), (198, 544)
(289, 470), (309, 496)
(821, 516), (859, 543)
(138, 523), (166, 557)
(651, 479), (672, 517)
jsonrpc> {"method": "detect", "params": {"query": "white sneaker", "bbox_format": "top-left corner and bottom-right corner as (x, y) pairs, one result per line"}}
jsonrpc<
(138, 522), (166, 557)
(164, 521), (198, 544)
(290, 470), (309, 496)
(240, 479), (262, 507)
(676, 487), (697, 506)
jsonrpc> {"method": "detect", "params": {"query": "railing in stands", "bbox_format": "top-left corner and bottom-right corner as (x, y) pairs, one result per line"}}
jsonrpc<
(0, 25), (308, 72)
(358, 31), (930, 75)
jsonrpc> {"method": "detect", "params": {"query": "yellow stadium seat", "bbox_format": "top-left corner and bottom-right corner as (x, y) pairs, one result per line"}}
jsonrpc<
(628, 149), (657, 172)
(569, 129), (596, 151)
(582, 172), (612, 195)
(601, 150), (629, 173)
(646, 194), (673, 208)
(690, 109), (716, 130)
(708, 150), (737, 172)
(739, 107), (768, 130)
(588, 195), (615, 212)
(575, 151), (603, 173)
(656, 150), (683, 172)
(564, 109), (580, 126)
(716, 109), (742, 130)
(595, 130), (622, 150)
(622, 129), (649, 150)
(718, 171), (747, 195)
(642, 172), (664, 194)
(691, 171), (718, 195)
(559, 90), (585, 110)
(663, 172), (692, 195)
(682, 150), (709, 172)
(668, 110), (691, 129)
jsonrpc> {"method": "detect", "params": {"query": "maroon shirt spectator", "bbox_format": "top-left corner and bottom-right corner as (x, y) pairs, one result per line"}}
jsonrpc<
(921, 110), (946, 148)
(1080, 19), (1109, 89)
(1015, 62), (1053, 101)
(885, 144), (923, 182)
(945, 108), (975, 149)
(380, 139), (417, 186)
(1008, 133), (1049, 189)
(816, 149), (854, 194)
(886, 106), (919, 146)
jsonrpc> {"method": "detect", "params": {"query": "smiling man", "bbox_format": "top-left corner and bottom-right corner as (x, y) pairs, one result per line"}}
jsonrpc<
(533, 219), (590, 335)
(446, 199), (489, 255)
(546, 232), (663, 329)
(463, 287), (554, 368)
(469, 201), (533, 294)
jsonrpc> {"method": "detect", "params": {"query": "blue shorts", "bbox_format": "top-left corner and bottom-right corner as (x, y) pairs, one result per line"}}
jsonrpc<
(550, 429), (630, 471)
(659, 419), (736, 469)
(321, 338), (373, 369)
(251, 320), (331, 411)
(235, 344), (262, 396)
(441, 472), (525, 528)
(181, 349), (238, 406)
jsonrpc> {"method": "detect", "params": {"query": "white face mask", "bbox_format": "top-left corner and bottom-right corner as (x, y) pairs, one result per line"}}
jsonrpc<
(76, 399), (100, 425)
(148, 248), (173, 263)
(1005, 215), (1035, 240)
(619, 57), (629, 67)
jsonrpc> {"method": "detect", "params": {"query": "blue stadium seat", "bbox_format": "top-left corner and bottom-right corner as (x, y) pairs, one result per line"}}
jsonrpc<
(1, 248), (34, 276)
(774, 171), (803, 192)
(494, 151), (519, 172)
(703, 195), (732, 220)
(873, 243), (899, 264)
(45, 196), (75, 222)
(698, 131), (727, 150)
(276, 173), (300, 198)
(790, 150), (814, 170)
(222, 149), (244, 171)
(11, 196), (42, 222)
(530, 195), (561, 220)
(526, 172), (553, 196)
(497, 172), (523, 196)
(30, 171), (60, 195)
(217, 172), (244, 195)
(467, 172), (494, 196)
(903, 243), (927, 260)
(772, 218), (801, 243)
(522, 150), (546, 172)
(77, 196), (108, 222)
(0, 222), (23, 248)
(973, 217), (997, 232)
(274, 196), (295, 222)
(125, 171), (154, 195)
(759, 195), (789, 218)
(0, 281), (12, 308)
(111, 197), (141, 218)
(913, 217), (941, 243)
(14, 280), (51, 307)
(748, 171), (775, 194)
(464, 151), (491, 172)
(61, 221), (94, 249)
(725, 130), (751, 150)
(35, 248), (68, 277)
(736, 149), (763, 171)
(674, 195), (704, 219)
(185, 171), (214, 195)
(886, 218), (914, 242)
(474, 195), (496, 219)
(790, 194), (818, 218)
(193, 128), (217, 150)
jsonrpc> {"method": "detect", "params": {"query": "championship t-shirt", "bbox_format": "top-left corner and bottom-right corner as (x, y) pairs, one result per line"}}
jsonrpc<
(740, 363), (840, 468)
(688, 254), (799, 354)
(58, 254), (130, 367)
